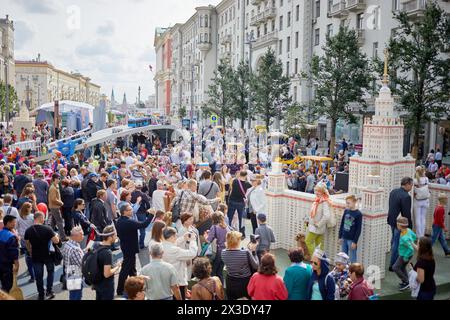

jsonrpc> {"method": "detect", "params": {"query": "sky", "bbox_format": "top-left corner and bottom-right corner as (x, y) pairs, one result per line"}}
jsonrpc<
(1, 0), (220, 104)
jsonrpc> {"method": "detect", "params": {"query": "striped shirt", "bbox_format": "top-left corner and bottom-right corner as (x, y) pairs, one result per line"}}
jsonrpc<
(221, 249), (259, 278)
(171, 190), (218, 214)
(62, 240), (84, 270)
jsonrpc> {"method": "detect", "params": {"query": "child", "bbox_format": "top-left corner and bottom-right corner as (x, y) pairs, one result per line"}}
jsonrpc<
(393, 217), (418, 291)
(217, 203), (230, 226)
(431, 193), (450, 256)
(255, 213), (276, 260)
(338, 195), (363, 263)
(329, 252), (352, 300)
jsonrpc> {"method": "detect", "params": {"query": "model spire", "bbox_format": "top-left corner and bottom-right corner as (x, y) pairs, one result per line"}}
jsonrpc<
(382, 48), (389, 86)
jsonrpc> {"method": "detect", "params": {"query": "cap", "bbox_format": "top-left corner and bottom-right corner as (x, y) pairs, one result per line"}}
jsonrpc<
(111, 166), (118, 171)
(88, 173), (98, 178)
(257, 213), (267, 222)
(334, 252), (350, 265)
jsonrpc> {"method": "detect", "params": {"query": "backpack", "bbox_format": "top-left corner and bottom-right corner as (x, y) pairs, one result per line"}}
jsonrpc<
(81, 246), (108, 286)
(325, 274), (341, 300)
(171, 191), (184, 222)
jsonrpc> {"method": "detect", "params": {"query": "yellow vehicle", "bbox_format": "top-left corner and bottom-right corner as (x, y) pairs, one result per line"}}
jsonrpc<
(301, 156), (333, 175)
(278, 155), (333, 173)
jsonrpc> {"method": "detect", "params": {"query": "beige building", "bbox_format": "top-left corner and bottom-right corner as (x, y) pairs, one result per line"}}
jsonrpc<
(15, 57), (101, 111)
(0, 15), (15, 88)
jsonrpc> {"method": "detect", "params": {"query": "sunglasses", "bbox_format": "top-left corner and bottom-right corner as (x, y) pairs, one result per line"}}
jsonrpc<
(312, 261), (319, 266)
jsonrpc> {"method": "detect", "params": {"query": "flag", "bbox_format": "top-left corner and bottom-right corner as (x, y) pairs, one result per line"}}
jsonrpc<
(86, 228), (96, 247)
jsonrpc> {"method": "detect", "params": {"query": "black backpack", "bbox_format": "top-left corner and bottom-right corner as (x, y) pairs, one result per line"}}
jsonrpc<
(171, 191), (184, 222)
(81, 246), (108, 286)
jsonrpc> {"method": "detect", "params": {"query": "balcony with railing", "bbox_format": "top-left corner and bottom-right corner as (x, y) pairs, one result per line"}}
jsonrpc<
(356, 29), (365, 46)
(401, 0), (427, 18)
(328, 0), (348, 18)
(220, 34), (232, 45)
(253, 30), (278, 50)
(346, 0), (366, 11)
(250, 7), (277, 26)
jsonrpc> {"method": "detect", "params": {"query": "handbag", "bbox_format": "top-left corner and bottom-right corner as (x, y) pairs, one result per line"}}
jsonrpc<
(205, 226), (218, 261)
(49, 242), (63, 266)
(66, 265), (83, 291)
(171, 191), (184, 222)
(415, 185), (430, 201)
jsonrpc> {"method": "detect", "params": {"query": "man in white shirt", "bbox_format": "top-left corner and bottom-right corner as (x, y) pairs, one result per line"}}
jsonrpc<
(151, 181), (167, 212)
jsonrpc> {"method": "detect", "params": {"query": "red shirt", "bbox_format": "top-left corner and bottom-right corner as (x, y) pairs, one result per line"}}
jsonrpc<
(247, 273), (288, 300)
(433, 205), (446, 229)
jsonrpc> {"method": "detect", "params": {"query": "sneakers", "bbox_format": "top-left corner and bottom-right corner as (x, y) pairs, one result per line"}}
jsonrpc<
(399, 283), (410, 291)
(46, 291), (55, 300)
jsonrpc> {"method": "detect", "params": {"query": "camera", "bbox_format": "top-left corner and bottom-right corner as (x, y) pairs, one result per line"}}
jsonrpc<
(250, 234), (260, 244)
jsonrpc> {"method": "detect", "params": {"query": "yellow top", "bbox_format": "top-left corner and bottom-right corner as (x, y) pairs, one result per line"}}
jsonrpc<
(302, 156), (333, 162)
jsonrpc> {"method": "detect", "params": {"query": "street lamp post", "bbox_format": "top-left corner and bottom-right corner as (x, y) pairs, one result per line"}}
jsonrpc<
(4, 58), (10, 129)
(245, 31), (256, 131)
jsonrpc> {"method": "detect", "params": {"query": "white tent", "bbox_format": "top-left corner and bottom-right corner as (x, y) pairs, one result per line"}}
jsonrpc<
(36, 100), (95, 113)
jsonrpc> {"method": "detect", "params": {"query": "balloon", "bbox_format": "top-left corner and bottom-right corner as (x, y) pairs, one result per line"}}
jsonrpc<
(37, 203), (48, 216)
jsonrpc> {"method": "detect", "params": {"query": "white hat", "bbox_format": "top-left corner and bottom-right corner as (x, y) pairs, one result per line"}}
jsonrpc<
(334, 252), (350, 265)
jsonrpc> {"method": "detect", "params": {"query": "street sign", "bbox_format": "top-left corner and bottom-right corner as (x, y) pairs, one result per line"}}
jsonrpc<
(210, 114), (218, 123)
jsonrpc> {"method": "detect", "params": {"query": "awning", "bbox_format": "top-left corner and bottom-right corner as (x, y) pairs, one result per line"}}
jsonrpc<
(36, 100), (95, 113)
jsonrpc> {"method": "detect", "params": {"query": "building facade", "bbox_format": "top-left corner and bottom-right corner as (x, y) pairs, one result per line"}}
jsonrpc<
(15, 57), (101, 111)
(156, 0), (449, 153)
(0, 15), (15, 88)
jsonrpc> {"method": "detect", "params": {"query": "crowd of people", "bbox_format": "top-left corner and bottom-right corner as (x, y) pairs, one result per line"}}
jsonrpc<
(0, 129), (448, 301)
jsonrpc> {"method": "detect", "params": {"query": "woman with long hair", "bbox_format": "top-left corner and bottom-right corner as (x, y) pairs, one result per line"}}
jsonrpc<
(213, 172), (226, 204)
(220, 165), (231, 203)
(413, 237), (436, 300)
(204, 212), (229, 284)
(413, 166), (430, 238)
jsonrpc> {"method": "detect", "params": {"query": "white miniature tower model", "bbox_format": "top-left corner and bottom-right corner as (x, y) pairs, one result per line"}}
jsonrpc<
(359, 174), (388, 279)
(12, 104), (35, 138)
(349, 49), (415, 209)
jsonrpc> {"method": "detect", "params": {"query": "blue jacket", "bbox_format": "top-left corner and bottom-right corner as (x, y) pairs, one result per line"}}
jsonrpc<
(306, 258), (336, 300)
(338, 209), (362, 243)
(0, 228), (19, 266)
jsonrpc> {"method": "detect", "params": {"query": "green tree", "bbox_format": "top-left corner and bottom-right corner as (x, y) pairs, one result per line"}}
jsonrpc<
(385, 2), (450, 159)
(230, 60), (253, 129)
(304, 25), (374, 156)
(283, 103), (308, 138)
(203, 59), (235, 127)
(178, 105), (187, 119)
(0, 81), (18, 122)
(252, 48), (291, 130)
(107, 111), (115, 124)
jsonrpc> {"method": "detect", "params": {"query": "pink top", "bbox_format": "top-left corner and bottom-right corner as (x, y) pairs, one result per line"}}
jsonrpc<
(247, 273), (288, 301)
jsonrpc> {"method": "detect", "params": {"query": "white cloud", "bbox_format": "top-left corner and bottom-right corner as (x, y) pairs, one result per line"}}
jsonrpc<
(14, 0), (60, 14)
(13, 21), (35, 50)
(97, 20), (115, 36)
(5, 0), (221, 102)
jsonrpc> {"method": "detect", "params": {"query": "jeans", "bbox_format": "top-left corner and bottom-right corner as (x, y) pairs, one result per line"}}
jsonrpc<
(392, 256), (410, 284)
(49, 208), (67, 241)
(227, 201), (245, 235)
(414, 199), (429, 238)
(117, 254), (137, 296)
(62, 207), (74, 236)
(69, 289), (83, 300)
(136, 213), (147, 248)
(341, 239), (358, 263)
(0, 264), (13, 292)
(20, 240), (35, 280)
(96, 281), (115, 300)
(212, 252), (225, 284)
(417, 290), (435, 300)
(431, 225), (450, 254)
(389, 226), (400, 269)
(33, 260), (55, 298)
